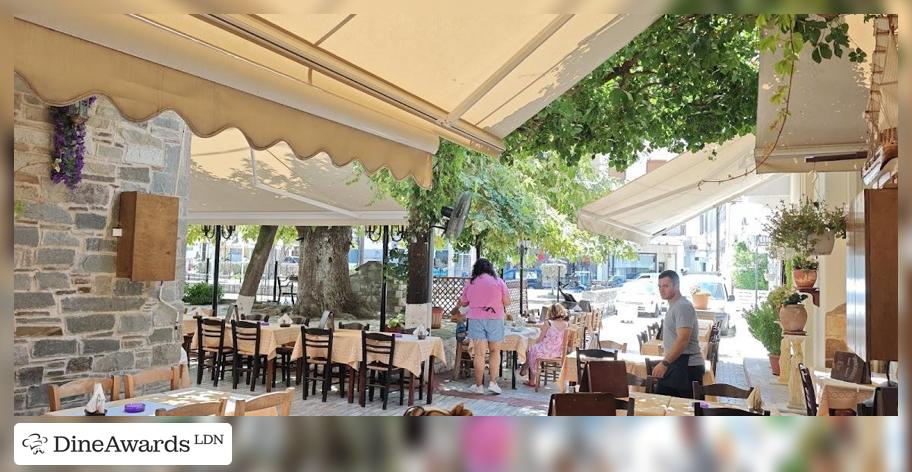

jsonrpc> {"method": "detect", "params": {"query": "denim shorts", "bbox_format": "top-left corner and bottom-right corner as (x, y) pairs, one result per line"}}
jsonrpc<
(466, 318), (505, 342)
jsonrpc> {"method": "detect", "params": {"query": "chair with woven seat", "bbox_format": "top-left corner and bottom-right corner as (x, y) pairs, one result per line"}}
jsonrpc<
(547, 393), (624, 416)
(124, 366), (180, 398)
(196, 317), (234, 386)
(536, 327), (577, 392)
(599, 339), (628, 353)
(234, 388), (294, 416)
(230, 320), (270, 392)
(156, 399), (228, 416)
(300, 327), (347, 402)
(359, 332), (403, 410)
(575, 348), (618, 392)
(48, 376), (120, 412)
(692, 382), (754, 401)
(693, 402), (770, 416)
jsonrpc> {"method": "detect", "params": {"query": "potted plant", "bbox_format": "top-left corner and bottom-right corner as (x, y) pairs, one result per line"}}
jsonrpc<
(779, 291), (809, 333)
(744, 297), (783, 375)
(791, 255), (819, 289)
(383, 314), (405, 333)
(690, 286), (711, 310)
(764, 198), (847, 256)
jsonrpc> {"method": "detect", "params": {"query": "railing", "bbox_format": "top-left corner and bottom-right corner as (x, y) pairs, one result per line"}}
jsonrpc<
(184, 260), (298, 303)
(432, 276), (527, 318)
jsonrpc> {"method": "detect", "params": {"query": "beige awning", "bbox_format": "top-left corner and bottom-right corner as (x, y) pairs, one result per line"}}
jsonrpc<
(755, 15), (874, 173)
(14, 13), (657, 188)
(578, 135), (776, 244)
(188, 129), (407, 226)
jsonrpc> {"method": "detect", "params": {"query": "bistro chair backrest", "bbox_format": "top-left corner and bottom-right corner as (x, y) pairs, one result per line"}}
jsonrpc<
(798, 363), (818, 416)
(290, 316), (308, 326)
(242, 314), (269, 323)
(234, 388), (295, 416)
(627, 372), (657, 393)
(575, 348), (618, 392)
(599, 340), (628, 353)
(644, 358), (661, 377)
(48, 376), (120, 412)
(198, 317), (227, 351)
(362, 332), (396, 369)
(124, 366), (180, 399)
(339, 321), (368, 331)
(693, 402), (770, 416)
(692, 382), (754, 401)
(583, 359), (629, 398)
(231, 320), (263, 357)
(156, 400), (228, 417)
(547, 393), (618, 416)
(302, 327), (334, 361)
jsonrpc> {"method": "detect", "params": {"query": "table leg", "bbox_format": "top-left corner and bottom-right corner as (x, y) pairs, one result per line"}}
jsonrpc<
(348, 368), (356, 404)
(511, 351), (517, 390)
(426, 356), (435, 404)
(359, 368), (367, 407)
(408, 372), (415, 406)
(266, 358), (274, 393)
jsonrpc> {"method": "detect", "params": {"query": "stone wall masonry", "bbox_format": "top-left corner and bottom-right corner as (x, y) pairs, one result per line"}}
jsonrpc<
(12, 76), (192, 415)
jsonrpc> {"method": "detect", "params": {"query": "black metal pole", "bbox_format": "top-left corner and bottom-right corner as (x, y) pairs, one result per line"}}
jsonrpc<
(427, 227), (434, 312)
(212, 225), (222, 315)
(380, 226), (389, 331)
(519, 244), (525, 317)
(205, 257), (210, 284)
(556, 265), (561, 303)
(273, 259), (279, 303)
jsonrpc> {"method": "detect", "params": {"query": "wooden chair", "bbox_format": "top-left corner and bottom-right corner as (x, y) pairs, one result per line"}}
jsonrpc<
(230, 320), (269, 392)
(627, 372), (657, 394)
(693, 402), (770, 416)
(124, 366), (180, 399)
(155, 399), (228, 416)
(234, 388), (294, 416)
(656, 319), (664, 341)
(583, 359), (629, 398)
(196, 317), (233, 386)
(536, 327), (577, 392)
(644, 358), (661, 377)
(181, 333), (195, 362)
(637, 331), (649, 352)
(547, 393), (620, 416)
(48, 377), (120, 412)
(575, 348), (618, 392)
(692, 382), (754, 401)
(339, 321), (368, 331)
(705, 340), (720, 376)
(299, 327), (346, 402)
(290, 316), (308, 326)
(798, 363), (819, 416)
(279, 277), (296, 305)
(359, 332), (403, 410)
(241, 314), (269, 322)
(599, 340), (628, 353)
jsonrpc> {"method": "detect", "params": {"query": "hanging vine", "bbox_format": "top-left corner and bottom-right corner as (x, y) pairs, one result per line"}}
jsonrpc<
(49, 96), (96, 189)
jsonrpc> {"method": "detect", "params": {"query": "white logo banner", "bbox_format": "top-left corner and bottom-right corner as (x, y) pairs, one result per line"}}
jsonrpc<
(15, 423), (232, 465)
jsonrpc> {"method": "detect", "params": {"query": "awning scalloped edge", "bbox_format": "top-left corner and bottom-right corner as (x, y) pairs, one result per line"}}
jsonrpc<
(13, 19), (433, 189)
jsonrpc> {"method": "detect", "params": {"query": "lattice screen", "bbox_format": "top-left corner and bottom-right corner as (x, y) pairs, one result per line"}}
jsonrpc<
(432, 277), (527, 318)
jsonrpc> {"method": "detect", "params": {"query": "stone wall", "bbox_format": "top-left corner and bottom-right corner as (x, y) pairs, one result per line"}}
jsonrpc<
(12, 76), (191, 415)
(349, 261), (407, 317)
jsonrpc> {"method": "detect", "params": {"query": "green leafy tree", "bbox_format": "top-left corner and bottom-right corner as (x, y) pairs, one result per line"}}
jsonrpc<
(732, 241), (769, 290)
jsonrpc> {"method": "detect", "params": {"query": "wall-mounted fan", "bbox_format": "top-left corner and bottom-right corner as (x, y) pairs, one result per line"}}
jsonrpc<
(442, 191), (472, 240)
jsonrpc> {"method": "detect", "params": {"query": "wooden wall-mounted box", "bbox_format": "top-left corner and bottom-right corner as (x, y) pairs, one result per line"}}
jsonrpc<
(116, 191), (179, 281)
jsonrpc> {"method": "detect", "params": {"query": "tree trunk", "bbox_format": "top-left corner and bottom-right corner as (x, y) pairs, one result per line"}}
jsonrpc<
(296, 226), (369, 319)
(406, 227), (430, 304)
(236, 225), (278, 316)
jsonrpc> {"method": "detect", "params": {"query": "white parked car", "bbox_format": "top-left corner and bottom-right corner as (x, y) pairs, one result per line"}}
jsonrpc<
(615, 279), (665, 322)
(681, 274), (736, 336)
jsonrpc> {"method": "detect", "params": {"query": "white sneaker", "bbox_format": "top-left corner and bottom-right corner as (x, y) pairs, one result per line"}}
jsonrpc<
(470, 384), (486, 395)
(487, 382), (502, 395)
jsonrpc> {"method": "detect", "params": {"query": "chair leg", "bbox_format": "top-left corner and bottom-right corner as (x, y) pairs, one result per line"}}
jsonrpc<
(399, 368), (405, 406)
(418, 362), (425, 400)
(339, 365), (347, 398)
(382, 372), (390, 410)
(250, 356), (259, 392)
(196, 352), (205, 385)
(232, 354), (241, 389)
(369, 371), (375, 402)
(312, 366), (318, 395)
(322, 363), (331, 402)
(302, 362), (309, 400)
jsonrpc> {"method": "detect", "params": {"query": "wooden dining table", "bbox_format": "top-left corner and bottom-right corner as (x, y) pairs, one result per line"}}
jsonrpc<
(45, 387), (252, 416)
(812, 369), (888, 415)
(559, 351), (716, 393)
(290, 329), (446, 406)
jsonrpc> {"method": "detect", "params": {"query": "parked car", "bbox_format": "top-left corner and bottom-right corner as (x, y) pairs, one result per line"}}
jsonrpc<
(502, 268), (541, 289)
(606, 275), (626, 288)
(615, 279), (666, 322)
(637, 272), (660, 281)
(283, 256), (299, 264)
(681, 274), (736, 336)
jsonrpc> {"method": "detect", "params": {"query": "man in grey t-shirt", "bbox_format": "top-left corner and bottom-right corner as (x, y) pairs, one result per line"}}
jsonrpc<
(653, 270), (705, 398)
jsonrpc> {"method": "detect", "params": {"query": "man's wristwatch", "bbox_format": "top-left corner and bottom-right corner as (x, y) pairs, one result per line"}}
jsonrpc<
(661, 360), (670, 367)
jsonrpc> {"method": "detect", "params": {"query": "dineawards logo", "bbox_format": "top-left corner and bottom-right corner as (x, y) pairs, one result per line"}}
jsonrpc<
(15, 423), (232, 465)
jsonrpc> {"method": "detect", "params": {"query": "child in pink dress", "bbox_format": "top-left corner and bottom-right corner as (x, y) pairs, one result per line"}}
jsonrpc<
(522, 303), (569, 387)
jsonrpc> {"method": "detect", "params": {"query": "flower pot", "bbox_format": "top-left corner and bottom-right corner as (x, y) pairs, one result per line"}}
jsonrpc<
(692, 293), (710, 310)
(793, 269), (817, 289)
(768, 354), (781, 376)
(382, 326), (402, 334)
(810, 230), (835, 255)
(779, 304), (808, 332)
(431, 306), (443, 329)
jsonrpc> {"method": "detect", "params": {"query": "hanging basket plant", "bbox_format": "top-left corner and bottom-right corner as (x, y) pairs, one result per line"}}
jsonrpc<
(764, 198), (847, 257)
(50, 96), (96, 189)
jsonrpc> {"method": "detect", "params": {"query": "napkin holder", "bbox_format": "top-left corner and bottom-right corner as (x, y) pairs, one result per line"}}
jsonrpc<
(83, 383), (107, 416)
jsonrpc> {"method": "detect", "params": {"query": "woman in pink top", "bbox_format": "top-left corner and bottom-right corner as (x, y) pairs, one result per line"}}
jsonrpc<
(459, 258), (511, 395)
(521, 303), (569, 387)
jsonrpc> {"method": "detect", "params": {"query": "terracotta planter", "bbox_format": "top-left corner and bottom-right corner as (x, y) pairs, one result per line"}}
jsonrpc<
(431, 306), (443, 329)
(810, 230), (835, 255)
(779, 304), (808, 332)
(793, 269), (818, 289)
(382, 326), (402, 334)
(769, 354), (781, 376)
(692, 293), (710, 310)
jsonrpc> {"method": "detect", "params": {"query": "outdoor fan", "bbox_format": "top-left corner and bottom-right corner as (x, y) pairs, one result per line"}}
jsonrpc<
(441, 191), (472, 239)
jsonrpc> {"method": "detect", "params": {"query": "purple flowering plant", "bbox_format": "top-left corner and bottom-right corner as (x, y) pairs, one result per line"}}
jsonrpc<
(50, 96), (96, 189)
